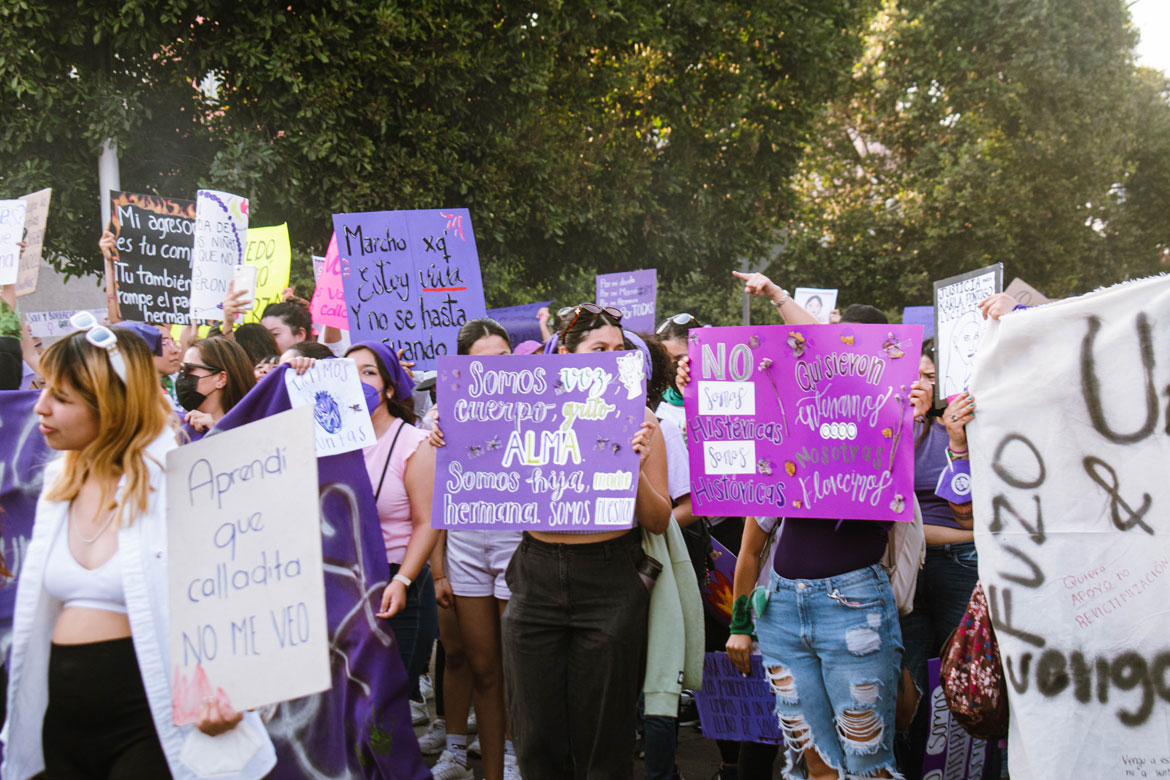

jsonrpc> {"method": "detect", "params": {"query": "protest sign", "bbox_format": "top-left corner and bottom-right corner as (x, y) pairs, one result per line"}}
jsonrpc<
(310, 233), (347, 329)
(24, 308), (108, 339)
(190, 189), (249, 322)
(333, 209), (487, 369)
(283, 357), (376, 456)
(694, 653), (783, 745)
(902, 305), (935, 340)
(684, 324), (920, 520)
(0, 199), (28, 286)
(596, 269), (657, 332)
(107, 190), (196, 324)
(921, 658), (992, 780)
(933, 263), (1001, 405)
(486, 300), (551, 347)
(238, 223), (291, 325)
(433, 351), (647, 531)
(1005, 276), (1052, 306)
(213, 368), (430, 779)
(794, 287), (838, 324)
(312, 255), (325, 282)
(166, 405), (330, 723)
(969, 274), (1170, 779)
(15, 188), (51, 296)
(700, 536), (737, 627)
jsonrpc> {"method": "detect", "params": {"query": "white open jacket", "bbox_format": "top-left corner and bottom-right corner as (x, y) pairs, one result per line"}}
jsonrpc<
(1, 431), (277, 780)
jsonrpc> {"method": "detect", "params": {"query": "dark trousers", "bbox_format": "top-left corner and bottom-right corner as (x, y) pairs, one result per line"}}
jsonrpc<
(43, 638), (171, 779)
(387, 562), (437, 699)
(502, 531), (650, 780)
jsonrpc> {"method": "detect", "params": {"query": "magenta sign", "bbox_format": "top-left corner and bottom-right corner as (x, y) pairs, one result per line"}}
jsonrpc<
(684, 324), (922, 521)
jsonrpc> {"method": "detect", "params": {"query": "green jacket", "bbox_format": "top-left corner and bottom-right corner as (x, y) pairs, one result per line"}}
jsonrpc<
(641, 518), (705, 717)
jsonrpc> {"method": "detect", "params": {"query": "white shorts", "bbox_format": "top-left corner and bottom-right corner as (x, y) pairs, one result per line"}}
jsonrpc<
(445, 529), (523, 600)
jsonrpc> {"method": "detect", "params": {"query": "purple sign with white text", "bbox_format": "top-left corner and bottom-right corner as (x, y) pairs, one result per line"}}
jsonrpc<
(333, 209), (487, 370)
(684, 324), (921, 521)
(922, 657), (993, 780)
(596, 269), (657, 332)
(433, 352), (647, 531)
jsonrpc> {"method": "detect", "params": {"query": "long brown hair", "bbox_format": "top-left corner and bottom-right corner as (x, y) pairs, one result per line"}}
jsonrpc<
(191, 336), (256, 413)
(40, 329), (174, 528)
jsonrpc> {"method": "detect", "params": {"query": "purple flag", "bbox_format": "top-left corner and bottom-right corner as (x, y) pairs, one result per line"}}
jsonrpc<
(433, 352), (647, 531)
(693, 653), (783, 745)
(684, 324), (922, 521)
(486, 300), (551, 348)
(596, 269), (657, 332)
(333, 208), (487, 371)
(214, 368), (430, 780)
(921, 658), (993, 779)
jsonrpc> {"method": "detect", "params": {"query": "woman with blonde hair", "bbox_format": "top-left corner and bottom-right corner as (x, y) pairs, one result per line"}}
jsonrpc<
(2, 319), (275, 779)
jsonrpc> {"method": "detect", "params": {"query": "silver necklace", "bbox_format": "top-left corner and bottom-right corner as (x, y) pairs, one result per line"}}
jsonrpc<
(71, 503), (117, 544)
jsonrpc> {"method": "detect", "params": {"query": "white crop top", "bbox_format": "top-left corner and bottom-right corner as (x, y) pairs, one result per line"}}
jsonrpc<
(42, 518), (128, 615)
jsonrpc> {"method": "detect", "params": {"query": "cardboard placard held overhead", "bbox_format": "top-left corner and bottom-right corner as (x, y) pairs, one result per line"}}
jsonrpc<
(596, 269), (657, 332)
(166, 405), (330, 723)
(309, 233), (347, 330)
(106, 191), (197, 324)
(15, 188), (51, 296)
(1004, 277), (1052, 306)
(283, 358), (376, 456)
(932, 263), (1002, 405)
(237, 224), (291, 324)
(0, 199), (28, 286)
(190, 189), (249, 322)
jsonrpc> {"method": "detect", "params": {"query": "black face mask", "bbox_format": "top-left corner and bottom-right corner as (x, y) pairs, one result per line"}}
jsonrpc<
(174, 373), (208, 412)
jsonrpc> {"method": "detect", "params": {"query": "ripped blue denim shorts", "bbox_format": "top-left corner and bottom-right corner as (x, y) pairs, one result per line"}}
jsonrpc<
(754, 564), (905, 780)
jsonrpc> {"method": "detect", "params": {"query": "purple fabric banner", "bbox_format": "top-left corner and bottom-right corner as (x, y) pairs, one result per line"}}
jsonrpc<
(333, 208), (487, 371)
(693, 652), (783, 745)
(486, 300), (551, 348)
(596, 269), (657, 332)
(902, 305), (935, 340)
(432, 352), (647, 530)
(213, 368), (430, 780)
(922, 658), (993, 780)
(684, 324), (922, 521)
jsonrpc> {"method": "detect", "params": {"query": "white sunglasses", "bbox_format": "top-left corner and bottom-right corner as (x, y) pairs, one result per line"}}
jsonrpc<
(69, 311), (127, 383)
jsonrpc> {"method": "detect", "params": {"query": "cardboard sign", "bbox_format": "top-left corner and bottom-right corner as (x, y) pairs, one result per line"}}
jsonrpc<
(433, 352), (647, 531)
(190, 189), (249, 322)
(0, 199), (28, 286)
(596, 269), (657, 332)
(15, 188), (51, 296)
(933, 264), (1002, 405)
(107, 190), (197, 324)
(794, 287), (838, 324)
(902, 306), (935, 340)
(309, 233), (347, 329)
(333, 209), (487, 369)
(166, 405), (330, 722)
(693, 653), (783, 745)
(1004, 277), (1051, 306)
(24, 308), (107, 339)
(685, 324), (921, 521)
(283, 358), (376, 456)
(311, 255), (326, 282)
(922, 658), (992, 780)
(238, 224), (292, 325)
(969, 274), (1170, 779)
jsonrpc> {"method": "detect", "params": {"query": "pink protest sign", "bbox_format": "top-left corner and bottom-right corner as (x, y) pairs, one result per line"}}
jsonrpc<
(684, 324), (921, 521)
(309, 233), (347, 330)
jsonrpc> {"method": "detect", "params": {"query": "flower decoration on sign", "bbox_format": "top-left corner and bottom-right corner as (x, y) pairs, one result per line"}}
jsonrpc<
(890, 494), (906, 514)
(485, 435), (502, 452)
(784, 460), (797, 477)
(467, 444), (483, 458)
(595, 434), (611, 451)
(792, 500), (802, 509)
(787, 331), (807, 358)
(748, 335), (761, 350)
(888, 386), (909, 472)
(881, 332), (906, 359)
(756, 459), (773, 476)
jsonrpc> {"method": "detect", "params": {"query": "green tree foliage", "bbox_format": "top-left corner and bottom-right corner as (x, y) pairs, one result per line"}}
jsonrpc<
(0, 0), (876, 326)
(778, 0), (1170, 312)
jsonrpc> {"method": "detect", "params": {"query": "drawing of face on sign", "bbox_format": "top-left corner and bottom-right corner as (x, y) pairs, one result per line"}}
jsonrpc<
(946, 312), (983, 395)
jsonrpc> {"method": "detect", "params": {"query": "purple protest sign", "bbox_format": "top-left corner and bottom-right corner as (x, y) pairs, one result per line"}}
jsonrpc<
(333, 209), (487, 370)
(596, 269), (657, 332)
(486, 300), (551, 348)
(433, 352), (647, 531)
(922, 658), (993, 780)
(902, 305), (935, 340)
(700, 536), (738, 627)
(693, 653), (783, 745)
(684, 324), (921, 521)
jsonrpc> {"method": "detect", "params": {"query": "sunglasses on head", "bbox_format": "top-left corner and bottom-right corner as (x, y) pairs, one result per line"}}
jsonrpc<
(178, 361), (222, 377)
(69, 311), (127, 383)
(656, 313), (697, 334)
(564, 303), (623, 334)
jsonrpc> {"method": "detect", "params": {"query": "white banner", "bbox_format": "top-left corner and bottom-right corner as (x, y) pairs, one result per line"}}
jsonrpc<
(284, 358), (377, 456)
(970, 275), (1170, 779)
(0, 199), (28, 286)
(25, 308), (107, 339)
(166, 405), (330, 723)
(190, 189), (248, 321)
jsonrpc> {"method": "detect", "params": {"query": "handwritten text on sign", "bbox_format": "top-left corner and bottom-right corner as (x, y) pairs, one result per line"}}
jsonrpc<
(239, 224), (291, 325)
(596, 269), (657, 332)
(284, 358), (376, 457)
(107, 191), (196, 324)
(922, 658), (992, 780)
(933, 263), (1001, 404)
(15, 188), (51, 296)
(333, 209), (487, 370)
(433, 352), (647, 531)
(309, 233), (347, 330)
(693, 653), (783, 745)
(166, 405), (330, 724)
(685, 325), (920, 520)
(191, 189), (249, 322)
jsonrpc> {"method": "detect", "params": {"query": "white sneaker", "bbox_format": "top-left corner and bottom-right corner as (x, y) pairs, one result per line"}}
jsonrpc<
(467, 736), (481, 757)
(416, 718), (446, 755)
(410, 698), (430, 726)
(431, 750), (474, 780)
(420, 674), (435, 701)
(503, 753), (523, 779)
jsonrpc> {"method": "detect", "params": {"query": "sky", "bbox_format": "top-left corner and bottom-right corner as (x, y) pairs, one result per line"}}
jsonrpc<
(1131, 0), (1170, 74)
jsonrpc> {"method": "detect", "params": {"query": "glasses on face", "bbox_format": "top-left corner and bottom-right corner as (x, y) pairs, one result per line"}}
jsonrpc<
(69, 311), (127, 382)
(179, 361), (222, 378)
(656, 312), (697, 334)
(564, 303), (623, 334)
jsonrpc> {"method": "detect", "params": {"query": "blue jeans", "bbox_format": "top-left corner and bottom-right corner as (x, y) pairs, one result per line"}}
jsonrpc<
(755, 564), (904, 779)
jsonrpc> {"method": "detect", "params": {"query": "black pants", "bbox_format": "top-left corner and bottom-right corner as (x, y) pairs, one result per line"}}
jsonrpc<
(43, 637), (171, 779)
(502, 531), (650, 780)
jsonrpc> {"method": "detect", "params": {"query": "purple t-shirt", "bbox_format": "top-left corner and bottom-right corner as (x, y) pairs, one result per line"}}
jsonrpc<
(771, 517), (891, 580)
(914, 422), (961, 529)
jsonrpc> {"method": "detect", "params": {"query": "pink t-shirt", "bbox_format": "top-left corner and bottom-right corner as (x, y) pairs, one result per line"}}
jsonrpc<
(363, 418), (428, 565)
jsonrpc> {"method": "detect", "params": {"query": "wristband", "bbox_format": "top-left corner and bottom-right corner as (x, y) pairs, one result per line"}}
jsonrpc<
(771, 289), (792, 307)
(729, 594), (755, 636)
(392, 573), (413, 588)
